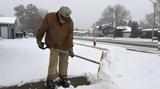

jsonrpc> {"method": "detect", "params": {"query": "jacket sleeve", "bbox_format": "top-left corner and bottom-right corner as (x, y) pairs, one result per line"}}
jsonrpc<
(66, 21), (74, 49)
(36, 15), (48, 42)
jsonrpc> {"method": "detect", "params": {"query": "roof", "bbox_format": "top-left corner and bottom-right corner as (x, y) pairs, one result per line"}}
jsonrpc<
(141, 28), (159, 32)
(96, 24), (109, 28)
(74, 30), (87, 33)
(0, 17), (16, 24)
(101, 24), (110, 27)
(117, 26), (126, 29)
(117, 26), (132, 32)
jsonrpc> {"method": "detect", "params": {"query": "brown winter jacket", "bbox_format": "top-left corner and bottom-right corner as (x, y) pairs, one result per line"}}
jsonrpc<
(36, 12), (74, 50)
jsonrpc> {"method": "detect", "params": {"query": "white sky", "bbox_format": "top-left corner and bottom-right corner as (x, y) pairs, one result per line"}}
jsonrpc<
(0, 0), (154, 29)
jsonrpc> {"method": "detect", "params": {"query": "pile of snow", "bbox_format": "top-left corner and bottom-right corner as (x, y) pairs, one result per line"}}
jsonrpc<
(67, 47), (127, 89)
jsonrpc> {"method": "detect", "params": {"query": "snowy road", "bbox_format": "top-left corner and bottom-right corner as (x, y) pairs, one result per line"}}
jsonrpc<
(75, 39), (158, 54)
(0, 38), (160, 89)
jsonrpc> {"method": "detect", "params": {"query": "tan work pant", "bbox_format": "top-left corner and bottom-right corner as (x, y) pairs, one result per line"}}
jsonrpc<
(47, 48), (69, 80)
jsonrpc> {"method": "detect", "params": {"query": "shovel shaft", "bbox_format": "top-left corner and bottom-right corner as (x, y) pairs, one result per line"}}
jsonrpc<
(41, 44), (100, 64)
(54, 49), (100, 64)
(73, 55), (100, 64)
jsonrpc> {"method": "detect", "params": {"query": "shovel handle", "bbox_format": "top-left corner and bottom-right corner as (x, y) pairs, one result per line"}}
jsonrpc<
(41, 43), (100, 64)
(54, 49), (100, 64)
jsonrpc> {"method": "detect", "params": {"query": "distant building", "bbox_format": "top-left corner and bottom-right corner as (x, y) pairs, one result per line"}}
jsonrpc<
(116, 26), (131, 38)
(74, 30), (88, 36)
(101, 24), (114, 37)
(0, 17), (17, 39)
(95, 24), (114, 37)
(121, 26), (132, 38)
(141, 28), (158, 38)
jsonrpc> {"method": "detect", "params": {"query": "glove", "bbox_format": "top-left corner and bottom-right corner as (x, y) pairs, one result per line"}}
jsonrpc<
(68, 48), (74, 57)
(37, 41), (44, 50)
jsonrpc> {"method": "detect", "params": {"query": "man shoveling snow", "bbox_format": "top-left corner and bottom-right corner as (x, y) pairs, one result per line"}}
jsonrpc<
(36, 6), (74, 89)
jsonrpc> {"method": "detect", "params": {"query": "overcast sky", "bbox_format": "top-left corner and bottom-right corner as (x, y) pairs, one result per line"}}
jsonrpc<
(0, 0), (154, 29)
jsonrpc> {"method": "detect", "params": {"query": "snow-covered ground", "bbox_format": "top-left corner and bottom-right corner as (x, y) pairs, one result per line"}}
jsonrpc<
(0, 38), (160, 89)
(75, 40), (160, 89)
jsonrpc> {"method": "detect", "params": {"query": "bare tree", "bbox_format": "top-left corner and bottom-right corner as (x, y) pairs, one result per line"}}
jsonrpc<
(143, 1), (159, 29)
(101, 4), (130, 28)
(38, 9), (48, 18)
(143, 13), (159, 28)
(99, 4), (130, 38)
(101, 5), (114, 26)
(14, 5), (26, 31)
(139, 20), (149, 29)
(146, 13), (155, 28)
(157, 0), (160, 27)
(14, 4), (48, 34)
(14, 5), (25, 17)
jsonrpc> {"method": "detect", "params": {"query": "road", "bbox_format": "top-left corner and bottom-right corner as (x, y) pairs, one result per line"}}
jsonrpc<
(74, 37), (158, 54)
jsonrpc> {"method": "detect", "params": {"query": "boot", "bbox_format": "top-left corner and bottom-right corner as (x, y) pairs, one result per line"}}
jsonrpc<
(60, 79), (71, 88)
(46, 79), (57, 89)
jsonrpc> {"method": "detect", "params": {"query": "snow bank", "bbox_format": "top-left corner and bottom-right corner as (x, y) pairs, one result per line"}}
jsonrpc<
(66, 48), (127, 89)
(97, 48), (126, 87)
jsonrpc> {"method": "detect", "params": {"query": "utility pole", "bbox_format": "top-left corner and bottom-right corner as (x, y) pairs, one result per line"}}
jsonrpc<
(148, 0), (157, 42)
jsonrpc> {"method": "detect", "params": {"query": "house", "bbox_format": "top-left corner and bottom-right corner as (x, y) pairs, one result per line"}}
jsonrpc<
(101, 24), (114, 37)
(116, 26), (131, 37)
(74, 30), (88, 36)
(95, 24), (114, 37)
(94, 24), (132, 37)
(0, 17), (16, 39)
(141, 28), (159, 38)
(122, 26), (132, 38)
(93, 25), (104, 37)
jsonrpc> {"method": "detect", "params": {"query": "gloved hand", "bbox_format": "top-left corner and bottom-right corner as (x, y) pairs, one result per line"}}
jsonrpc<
(37, 41), (44, 50)
(68, 48), (74, 57)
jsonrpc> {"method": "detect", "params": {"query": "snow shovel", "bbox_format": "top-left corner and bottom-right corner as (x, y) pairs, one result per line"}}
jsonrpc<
(53, 48), (100, 64)
(41, 43), (100, 64)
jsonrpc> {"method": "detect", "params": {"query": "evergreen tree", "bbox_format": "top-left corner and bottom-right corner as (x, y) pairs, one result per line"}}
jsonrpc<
(129, 21), (141, 38)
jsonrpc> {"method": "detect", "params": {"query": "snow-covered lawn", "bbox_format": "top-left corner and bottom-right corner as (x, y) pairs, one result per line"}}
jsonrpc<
(0, 38), (160, 89)
(0, 38), (101, 86)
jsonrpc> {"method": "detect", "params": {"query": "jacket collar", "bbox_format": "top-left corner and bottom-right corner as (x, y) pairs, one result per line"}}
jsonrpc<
(56, 12), (63, 26)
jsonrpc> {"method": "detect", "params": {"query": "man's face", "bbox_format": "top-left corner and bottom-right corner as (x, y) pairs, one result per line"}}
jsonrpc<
(60, 14), (70, 22)
(58, 11), (70, 23)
